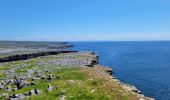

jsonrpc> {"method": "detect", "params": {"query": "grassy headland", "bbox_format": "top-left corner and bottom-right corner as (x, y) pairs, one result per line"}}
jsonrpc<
(0, 51), (152, 100)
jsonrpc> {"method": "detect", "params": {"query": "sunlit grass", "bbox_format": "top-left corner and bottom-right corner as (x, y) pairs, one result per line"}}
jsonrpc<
(0, 53), (141, 100)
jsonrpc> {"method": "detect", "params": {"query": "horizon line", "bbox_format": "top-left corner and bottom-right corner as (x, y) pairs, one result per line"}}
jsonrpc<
(1, 39), (170, 42)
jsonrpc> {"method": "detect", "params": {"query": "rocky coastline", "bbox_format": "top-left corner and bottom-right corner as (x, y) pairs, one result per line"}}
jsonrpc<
(0, 50), (153, 100)
(0, 50), (77, 63)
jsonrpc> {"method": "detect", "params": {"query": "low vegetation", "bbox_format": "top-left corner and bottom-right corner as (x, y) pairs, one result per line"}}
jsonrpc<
(0, 52), (149, 100)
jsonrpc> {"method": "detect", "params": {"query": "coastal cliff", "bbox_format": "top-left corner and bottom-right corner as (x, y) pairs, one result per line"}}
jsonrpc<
(0, 51), (153, 100)
(0, 50), (77, 63)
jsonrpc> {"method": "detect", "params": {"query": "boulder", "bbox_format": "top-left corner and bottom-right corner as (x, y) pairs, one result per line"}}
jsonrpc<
(40, 75), (46, 79)
(30, 81), (37, 85)
(9, 93), (25, 100)
(5, 86), (11, 92)
(28, 90), (35, 96)
(46, 84), (53, 92)
(14, 77), (29, 89)
(31, 77), (37, 81)
(12, 93), (19, 98)
(6, 79), (14, 84)
(47, 74), (53, 80)
(34, 89), (42, 95)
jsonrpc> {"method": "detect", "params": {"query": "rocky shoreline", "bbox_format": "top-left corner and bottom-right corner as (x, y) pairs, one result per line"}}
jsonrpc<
(0, 50), (77, 63)
(0, 51), (153, 100)
(0, 41), (73, 59)
(111, 74), (153, 100)
(91, 55), (154, 100)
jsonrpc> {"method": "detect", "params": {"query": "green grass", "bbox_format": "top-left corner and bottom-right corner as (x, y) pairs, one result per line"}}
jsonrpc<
(0, 53), (141, 100)
(0, 67), (9, 70)
(24, 68), (132, 100)
(0, 66), (137, 100)
(0, 73), (6, 78)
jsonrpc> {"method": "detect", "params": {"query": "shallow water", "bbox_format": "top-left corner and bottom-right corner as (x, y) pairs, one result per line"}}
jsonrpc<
(71, 41), (170, 100)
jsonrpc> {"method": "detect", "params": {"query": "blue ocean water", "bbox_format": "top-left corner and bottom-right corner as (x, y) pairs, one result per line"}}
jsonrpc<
(70, 41), (170, 100)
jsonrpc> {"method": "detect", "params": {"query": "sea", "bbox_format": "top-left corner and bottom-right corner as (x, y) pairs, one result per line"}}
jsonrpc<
(70, 41), (170, 100)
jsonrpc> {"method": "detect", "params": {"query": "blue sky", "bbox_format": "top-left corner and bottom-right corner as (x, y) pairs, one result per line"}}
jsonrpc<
(0, 0), (170, 41)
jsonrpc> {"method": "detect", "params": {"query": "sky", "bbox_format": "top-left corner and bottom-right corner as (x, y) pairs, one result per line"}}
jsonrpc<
(0, 0), (170, 41)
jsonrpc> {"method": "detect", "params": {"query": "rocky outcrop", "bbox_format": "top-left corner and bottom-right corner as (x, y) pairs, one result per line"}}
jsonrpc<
(104, 67), (113, 75)
(0, 51), (153, 100)
(0, 50), (77, 63)
(84, 53), (99, 67)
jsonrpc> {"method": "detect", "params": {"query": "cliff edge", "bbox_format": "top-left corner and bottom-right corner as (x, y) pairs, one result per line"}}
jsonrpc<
(0, 51), (153, 100)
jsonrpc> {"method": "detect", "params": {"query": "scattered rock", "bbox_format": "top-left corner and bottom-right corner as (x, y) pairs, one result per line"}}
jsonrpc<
(105, 67), (113, 75)
(30, 81), (37, 85)
(5, 86), (11, 92)
(56, 75), (62, 80)
(9, 93), (25, 100)
(122, 84), (141, 94)
(45, 70), (50, 73)
(12, 86), (18, 91)
(60, 95), (66, 100)
(27, 70), (34, 75)
(1, 93), (9, 98)
(0, 82), (4, 89)
(46, 84), (53, 92)
(6, 79), (14, 84)
(47, 74), (53, 80)
(34, 88), (42, 95)
(31, 77), (37, 81)
(0, 51), (152, 99)
(28, 90), (35, 96)
(40, 75), (46, 79)
(14, 77), (29, 89)
(12, 93), (19, 98)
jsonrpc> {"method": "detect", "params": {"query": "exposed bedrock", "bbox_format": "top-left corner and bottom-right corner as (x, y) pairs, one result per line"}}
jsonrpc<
(0, 50), (77, 63)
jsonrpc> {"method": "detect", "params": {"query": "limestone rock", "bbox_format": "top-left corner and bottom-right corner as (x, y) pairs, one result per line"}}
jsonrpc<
(47, 74), (53, 80)
(34, 89), (42, 95)
(12, 86), (18, 91)
(30, 81), (37, 85)
(40, 75), (46, 79)
(0, 82), (4, 89)
(5, 86), (11, 92)
(46, 84), (53, 92)
(9, 93), (25, 100)
(31, 77), (37, 81)
(28, 90), (35, 96)
(14, 77), (29, 89)
(60, 95), (66, 100)
(6, 79), (14, 84)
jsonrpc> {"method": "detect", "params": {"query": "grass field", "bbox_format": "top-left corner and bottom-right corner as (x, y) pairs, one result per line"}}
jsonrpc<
(0, 52), (149, 100)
